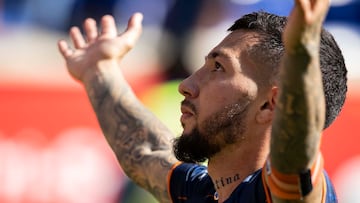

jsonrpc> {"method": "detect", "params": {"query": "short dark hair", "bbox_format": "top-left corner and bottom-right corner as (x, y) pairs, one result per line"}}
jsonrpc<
(228, 11), (347, 129)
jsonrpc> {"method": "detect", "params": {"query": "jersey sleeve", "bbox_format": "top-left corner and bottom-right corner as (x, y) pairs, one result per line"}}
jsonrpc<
(323, 171), (338, 203)
(262, 153), (338, 203)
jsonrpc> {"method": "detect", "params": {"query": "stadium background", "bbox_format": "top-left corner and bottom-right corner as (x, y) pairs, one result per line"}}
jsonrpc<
(0, 0), (359, 202)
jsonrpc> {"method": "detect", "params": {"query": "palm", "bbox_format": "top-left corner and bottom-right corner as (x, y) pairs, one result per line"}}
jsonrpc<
(63, 36), (119, 81)
(58, 13), (143, 82)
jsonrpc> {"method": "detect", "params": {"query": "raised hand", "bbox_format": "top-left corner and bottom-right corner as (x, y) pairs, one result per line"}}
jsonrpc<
(58, 13), (177, 202)
(58, 13), (143, 83)
(284, 0), (330, 52)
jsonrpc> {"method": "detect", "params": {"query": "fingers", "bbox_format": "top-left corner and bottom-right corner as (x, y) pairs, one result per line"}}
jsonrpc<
(70, 26), (86, 49)
(295, 0), (329, 21)
(295, 0), (315, 9)
(312, 0), (330, 18)
(57, 40), (73, 59)
(100, 15), (117, 38)
(84, 18), (98, 43)
(58, 13), (143, 60)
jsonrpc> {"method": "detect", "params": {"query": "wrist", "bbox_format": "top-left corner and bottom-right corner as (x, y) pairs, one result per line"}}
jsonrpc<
(82, 59), (131, 98)
(82, 59), (122, 86)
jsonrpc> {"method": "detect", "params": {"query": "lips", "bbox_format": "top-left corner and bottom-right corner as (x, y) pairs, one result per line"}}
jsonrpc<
(180, 104), (195, 123)
(181, 105), (194, 116)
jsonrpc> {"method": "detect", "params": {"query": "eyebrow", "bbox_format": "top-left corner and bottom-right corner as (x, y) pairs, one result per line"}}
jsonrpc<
(205, 51), (231, 60)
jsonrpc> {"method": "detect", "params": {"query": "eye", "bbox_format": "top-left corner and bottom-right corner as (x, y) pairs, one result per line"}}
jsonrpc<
(213, 62), (224, 72)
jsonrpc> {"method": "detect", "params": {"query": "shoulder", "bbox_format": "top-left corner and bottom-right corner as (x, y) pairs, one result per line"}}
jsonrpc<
(168, 162), (216, 203)
(169, 162), (212, 189)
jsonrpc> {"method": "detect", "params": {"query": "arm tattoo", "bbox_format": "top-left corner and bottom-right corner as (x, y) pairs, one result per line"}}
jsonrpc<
(85, 71), (177, 202)
(271, 42), (325, 173)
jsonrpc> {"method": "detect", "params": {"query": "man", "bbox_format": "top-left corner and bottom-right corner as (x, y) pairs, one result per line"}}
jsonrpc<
(58, 0), (347, 202)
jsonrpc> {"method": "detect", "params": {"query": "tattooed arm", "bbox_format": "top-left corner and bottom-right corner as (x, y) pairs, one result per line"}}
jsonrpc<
(270, 0), (329, 202)
(58, 13), (178, 202)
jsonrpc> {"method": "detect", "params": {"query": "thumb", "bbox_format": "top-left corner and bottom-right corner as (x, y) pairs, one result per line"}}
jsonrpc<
(117, 12), (143, 54)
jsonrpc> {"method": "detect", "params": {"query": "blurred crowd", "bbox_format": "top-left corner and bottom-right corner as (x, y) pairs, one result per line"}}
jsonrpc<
(1, 0), (359, 81)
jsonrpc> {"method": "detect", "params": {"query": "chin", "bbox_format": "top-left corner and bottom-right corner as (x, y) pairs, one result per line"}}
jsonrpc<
(181, 129), (191, 137)
(181, 124), (195, 136)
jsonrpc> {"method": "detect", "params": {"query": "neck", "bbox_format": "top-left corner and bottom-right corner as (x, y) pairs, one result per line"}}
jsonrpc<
(207, 133), (270, 203)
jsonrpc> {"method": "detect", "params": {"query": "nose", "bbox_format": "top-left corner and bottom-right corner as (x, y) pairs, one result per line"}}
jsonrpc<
(178, 74), (199, 98)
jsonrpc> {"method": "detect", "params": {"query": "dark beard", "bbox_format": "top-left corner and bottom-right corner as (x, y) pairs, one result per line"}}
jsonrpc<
(173, 102), (249, 163)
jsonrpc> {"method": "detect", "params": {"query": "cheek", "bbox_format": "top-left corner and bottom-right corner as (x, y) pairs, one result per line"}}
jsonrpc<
(197, 79), (258, 123)
(197, 87), (233, 123)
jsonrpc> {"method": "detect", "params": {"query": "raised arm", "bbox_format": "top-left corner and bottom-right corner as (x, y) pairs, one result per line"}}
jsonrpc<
(58, 13), (178, 202)
(270, 0), (329, 202)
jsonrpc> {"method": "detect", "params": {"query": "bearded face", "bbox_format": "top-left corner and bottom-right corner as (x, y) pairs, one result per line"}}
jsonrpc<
(173, 101), (249, 163)
(174, 30), (264, 163)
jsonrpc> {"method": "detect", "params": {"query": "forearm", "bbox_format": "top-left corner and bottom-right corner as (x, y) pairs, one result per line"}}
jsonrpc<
(271, 40), (325, 173)
(83, 60), (177, 201)
(269, 36), (326, 203)
(269, 46), (325, 203)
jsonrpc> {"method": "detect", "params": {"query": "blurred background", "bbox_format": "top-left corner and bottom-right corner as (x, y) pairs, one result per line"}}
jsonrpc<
(0, 0), (359, 202)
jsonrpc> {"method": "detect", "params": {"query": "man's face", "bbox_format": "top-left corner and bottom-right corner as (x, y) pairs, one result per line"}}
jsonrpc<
(174, 31), (264, 163)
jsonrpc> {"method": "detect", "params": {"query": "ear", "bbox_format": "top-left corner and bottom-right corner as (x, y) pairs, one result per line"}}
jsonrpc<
(256, 87), (278, 124)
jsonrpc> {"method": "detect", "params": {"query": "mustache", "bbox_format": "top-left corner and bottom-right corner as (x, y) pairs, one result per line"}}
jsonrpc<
(181, 100), (197, 114)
